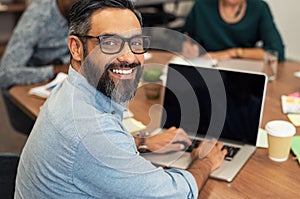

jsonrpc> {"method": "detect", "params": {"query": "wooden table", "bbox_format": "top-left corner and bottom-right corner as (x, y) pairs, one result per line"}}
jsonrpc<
(9, 51), (300, 198)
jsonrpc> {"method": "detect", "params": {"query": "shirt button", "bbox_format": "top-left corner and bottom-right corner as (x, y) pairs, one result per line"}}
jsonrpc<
(111, 111), (115, 114)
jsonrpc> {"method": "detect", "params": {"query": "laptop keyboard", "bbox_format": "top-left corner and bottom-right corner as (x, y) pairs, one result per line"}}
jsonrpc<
(186, 140), (240, 161)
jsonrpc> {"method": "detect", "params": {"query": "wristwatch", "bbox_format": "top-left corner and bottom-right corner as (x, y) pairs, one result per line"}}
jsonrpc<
(135, 131), (150, 153)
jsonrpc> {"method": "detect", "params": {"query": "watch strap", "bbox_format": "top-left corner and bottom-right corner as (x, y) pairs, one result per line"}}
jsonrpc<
(136, 131), (150, 153)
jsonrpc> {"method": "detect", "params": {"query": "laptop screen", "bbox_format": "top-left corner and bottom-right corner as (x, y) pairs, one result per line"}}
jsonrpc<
(161, 63), (267, 145)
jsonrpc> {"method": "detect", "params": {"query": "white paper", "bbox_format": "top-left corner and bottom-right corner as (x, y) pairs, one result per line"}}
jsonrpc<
(168, 56), (218, 68)
(218, 59), (264, 73)
(123, 108), (134, 119)
(122, 118), (146, 134)
(287, 114), (300, 127)
(281, 95), (300, 114)
(256, 128), (268, 148)
(29, 72), (68, 98)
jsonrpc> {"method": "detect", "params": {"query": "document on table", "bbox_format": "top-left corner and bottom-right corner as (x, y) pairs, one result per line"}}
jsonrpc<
(217, 59), (264, 73)
(168, 56), (218, 68)
(281, 95), (300, 114)
(168, 57), (264, 73)
(122, 118), (146, 134)
(122, 108), (146, 134)
(29, 72), (68, 98)
(256, 128), (268, 148)
(287, 114), (300, 126)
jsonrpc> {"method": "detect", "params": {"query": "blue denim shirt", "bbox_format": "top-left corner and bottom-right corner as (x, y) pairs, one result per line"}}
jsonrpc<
(15, 66), (198, 198)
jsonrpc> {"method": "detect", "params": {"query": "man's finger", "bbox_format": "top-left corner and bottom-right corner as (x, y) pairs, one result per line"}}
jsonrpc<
(198, 139), (217, 158)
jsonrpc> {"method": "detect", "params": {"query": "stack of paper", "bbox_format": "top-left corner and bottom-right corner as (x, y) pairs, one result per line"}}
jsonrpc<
(122, 118), (146, 134)
(122, 108), (146, 134)
(281, 95), (300, 114)
(281, 94), (300, 126)
(29, 72), (68, 98)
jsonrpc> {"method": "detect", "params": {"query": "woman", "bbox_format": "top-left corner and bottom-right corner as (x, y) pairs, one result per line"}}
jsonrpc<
(182, 0), (285, 61)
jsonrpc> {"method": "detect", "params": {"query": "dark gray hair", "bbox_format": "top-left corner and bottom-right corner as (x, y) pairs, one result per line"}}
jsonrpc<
(68, 0), (142, 36)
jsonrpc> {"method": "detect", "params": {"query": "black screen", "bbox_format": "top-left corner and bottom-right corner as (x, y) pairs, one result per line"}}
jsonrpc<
(161, 64), (267, 145)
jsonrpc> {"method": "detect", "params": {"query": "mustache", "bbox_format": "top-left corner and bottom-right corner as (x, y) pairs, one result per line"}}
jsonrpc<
(105, 62), (142, 70)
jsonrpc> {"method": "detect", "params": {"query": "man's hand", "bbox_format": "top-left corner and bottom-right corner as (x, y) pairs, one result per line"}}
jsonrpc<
(187, 138), (227, 189)
(146, 127), (192, 153)
(190, 138), (227, 171)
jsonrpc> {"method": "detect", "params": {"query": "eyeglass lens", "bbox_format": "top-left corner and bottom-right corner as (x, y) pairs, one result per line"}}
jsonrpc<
(100, 35), (150, 54)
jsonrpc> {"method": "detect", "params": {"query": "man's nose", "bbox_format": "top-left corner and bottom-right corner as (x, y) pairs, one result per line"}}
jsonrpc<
(117, 43), (136, 64)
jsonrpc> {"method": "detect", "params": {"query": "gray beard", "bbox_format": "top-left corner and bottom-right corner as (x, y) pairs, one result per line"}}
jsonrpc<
(81, 57), (142, 103)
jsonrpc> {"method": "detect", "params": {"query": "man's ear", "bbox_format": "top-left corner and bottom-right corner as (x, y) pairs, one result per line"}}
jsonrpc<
(68, 35), (83, 62)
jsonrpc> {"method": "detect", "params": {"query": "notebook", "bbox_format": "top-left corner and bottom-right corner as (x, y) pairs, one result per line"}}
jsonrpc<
(142, 63), (267, 182)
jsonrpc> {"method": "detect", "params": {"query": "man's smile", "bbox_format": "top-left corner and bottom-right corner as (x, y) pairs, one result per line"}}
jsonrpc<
(111, 68), (134, 75)
(108, 66), (138, 79)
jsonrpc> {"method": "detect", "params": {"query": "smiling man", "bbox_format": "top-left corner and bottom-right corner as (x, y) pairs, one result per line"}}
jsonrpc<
(14, 0), (226, 198)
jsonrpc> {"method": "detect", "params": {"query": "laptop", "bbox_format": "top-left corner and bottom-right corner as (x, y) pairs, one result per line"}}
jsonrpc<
(142, 63), (267, 182)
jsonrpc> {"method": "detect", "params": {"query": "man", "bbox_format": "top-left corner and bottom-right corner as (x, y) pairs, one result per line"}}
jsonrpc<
(0, 0), (188, 149)
(15, 0), (227, 198)
(0, 0), (77, 134)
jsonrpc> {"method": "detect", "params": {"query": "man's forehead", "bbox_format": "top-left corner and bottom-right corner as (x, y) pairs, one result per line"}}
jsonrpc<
(98, 30), (143, 38)
(89, 7), (141, 37)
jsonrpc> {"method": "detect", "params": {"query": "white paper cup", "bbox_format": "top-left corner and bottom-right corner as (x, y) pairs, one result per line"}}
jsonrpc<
(265, 120), (296, 162)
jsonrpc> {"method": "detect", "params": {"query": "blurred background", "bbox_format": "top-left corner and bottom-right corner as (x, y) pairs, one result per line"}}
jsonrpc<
(0, 0), (299, 155)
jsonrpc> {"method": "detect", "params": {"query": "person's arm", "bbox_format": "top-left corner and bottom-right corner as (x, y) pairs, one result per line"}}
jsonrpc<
(134, 127), (192, 153)
(259, 1), (285, 61)
(0, 1), (65, 89)
(187, 158), (213, 189)
(188, 139), (227, 190)
(181, 34), (200, 59)
(73, 125), (199, 198)
(207, 47), (266, 60)
(181, 2), (201, 59)
(208, 1), (286, 62)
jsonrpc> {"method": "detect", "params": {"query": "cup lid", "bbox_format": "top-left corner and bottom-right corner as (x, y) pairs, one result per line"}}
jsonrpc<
(265, 120), (296, 137)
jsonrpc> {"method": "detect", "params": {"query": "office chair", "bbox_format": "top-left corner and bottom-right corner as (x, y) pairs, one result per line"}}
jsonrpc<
(0, 153), (20, 199)
(2, 90), (34, 135)
(137, 1), (179, 28)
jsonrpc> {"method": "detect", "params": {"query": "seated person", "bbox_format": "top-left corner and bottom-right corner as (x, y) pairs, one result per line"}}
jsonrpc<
(0, 0), (75, 89)
(14, 0), (227, 197)
(181, 0), (285, 61)
(0, 0), (77, 134)
(0, 0), (195, 152)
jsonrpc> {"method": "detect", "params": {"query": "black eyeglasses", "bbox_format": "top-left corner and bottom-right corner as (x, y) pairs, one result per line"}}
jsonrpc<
(74, 34), (151, 55)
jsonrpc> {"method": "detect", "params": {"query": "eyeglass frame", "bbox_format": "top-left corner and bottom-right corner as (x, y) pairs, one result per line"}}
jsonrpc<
(73, 33), (151, 55)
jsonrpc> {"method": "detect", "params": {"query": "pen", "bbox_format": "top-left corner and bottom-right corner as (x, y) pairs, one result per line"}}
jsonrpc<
(46, 84), (57, 91)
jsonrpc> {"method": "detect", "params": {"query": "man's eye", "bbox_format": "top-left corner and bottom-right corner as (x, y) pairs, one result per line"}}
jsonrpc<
(131, 40), (143, 46)
(102, 40), (118, 46)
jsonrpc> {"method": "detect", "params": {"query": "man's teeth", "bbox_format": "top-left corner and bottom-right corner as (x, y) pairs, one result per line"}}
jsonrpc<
(112, 68), (133, 75)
